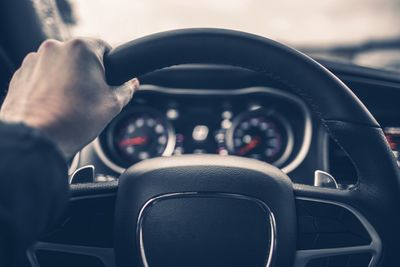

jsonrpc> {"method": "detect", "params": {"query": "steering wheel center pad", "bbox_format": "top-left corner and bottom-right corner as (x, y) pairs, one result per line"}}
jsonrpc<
(115, 155), (295, 267)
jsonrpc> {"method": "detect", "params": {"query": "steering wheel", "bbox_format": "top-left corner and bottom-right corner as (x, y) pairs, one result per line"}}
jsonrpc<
(83, 28), (399, 267)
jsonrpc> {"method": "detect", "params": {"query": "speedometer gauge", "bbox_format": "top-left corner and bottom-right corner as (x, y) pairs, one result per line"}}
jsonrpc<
(226, 110), (293, 166)
(107, 108), (175, 166)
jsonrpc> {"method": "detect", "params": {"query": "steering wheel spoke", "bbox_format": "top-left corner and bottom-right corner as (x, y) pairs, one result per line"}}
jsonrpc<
(293, 183), (382, 267)
(294, 245), (378, 267)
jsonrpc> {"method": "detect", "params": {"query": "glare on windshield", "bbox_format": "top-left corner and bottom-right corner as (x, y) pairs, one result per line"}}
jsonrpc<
(69, 0), (400, 47)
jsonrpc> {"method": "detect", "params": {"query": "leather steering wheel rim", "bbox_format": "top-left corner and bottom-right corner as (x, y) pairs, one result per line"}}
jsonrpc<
(102, 28), (400, 266)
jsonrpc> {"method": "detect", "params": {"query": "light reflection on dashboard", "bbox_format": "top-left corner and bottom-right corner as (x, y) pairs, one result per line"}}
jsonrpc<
(384, 127), (400, 166)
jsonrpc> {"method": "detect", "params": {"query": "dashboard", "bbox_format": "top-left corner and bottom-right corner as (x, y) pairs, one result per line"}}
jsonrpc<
(93, 85), (312, 175)
(75, 63), (400, 186)
(2, 7), (400, 266)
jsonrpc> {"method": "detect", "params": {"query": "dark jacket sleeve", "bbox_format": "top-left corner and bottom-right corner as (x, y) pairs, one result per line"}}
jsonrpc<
(0, 122), (69, 267)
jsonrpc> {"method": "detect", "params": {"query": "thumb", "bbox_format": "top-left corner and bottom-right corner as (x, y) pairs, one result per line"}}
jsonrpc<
(112, 78), (140, 109)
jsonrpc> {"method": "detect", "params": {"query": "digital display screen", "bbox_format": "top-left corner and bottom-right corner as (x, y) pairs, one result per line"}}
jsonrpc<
(384, 127), (400, 166)
(171, 105), (228, 156)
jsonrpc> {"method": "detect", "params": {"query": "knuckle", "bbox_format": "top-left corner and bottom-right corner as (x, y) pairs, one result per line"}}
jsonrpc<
(39, 39), (60, 51)
(68, 38), (91, 52)
(10, 69), (21, 79)
(96, 91), (121, 116)
(109, 94), (123, 113)
(91, 38), (111, 52)
(25, 52), (36, 58)
(21, 52), (37, 64)
(67, 38), (100, 61)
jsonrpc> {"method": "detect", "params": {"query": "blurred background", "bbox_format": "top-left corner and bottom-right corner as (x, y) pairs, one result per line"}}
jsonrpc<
(55, 0), (400, 71)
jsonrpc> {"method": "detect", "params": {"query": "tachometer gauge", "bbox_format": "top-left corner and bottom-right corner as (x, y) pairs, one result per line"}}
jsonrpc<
(107, 108), (175, 166)
(226, 110), (293, 166)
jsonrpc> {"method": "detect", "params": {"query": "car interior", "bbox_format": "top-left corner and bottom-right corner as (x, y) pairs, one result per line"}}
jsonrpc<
(1, 1), (400, 267)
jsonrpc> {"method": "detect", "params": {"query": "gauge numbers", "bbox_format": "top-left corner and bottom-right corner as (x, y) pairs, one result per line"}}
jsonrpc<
(226, 110), (293, 166)
(107, 108), (175, 166)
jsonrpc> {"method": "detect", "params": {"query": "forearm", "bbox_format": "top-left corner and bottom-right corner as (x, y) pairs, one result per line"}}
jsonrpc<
(0, 122), (68, 266)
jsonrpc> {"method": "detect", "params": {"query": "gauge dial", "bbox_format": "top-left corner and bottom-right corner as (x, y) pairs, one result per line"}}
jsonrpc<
(107, 108), (175, 166)
(226, 110), (293, 166)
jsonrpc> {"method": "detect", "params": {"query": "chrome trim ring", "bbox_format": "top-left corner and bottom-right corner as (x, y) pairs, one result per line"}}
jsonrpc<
(94, 106), (176, 174)
(225, 109), (295, 168)
(137, 192), (277, 267)
(94, 138), (125, 173)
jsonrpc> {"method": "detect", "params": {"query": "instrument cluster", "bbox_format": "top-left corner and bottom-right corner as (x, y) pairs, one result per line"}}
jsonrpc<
(95, 86), (312, 174)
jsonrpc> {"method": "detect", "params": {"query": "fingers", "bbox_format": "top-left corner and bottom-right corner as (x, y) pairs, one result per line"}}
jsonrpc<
(35, 37), (132, 111)
(67, 37), (111, 61)
(112, 78), (140, 109)
(84, 38), (112, 72)
(36, 38), (110, 72)
(37, 39), (62, 54)
(21, 52), (37, 65)
(86, 38), (112, 61)
(37, 38), (110, 59)
(65, 38), (111, 73)
(18, 52), (37, 72)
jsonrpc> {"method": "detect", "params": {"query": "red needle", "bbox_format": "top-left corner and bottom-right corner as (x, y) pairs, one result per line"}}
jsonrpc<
(119, 136), (148, 147)
(238, 136), (260, 155)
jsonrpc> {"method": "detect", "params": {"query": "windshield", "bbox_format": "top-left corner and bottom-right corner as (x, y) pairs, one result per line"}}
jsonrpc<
(66, 0), (400, 70)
